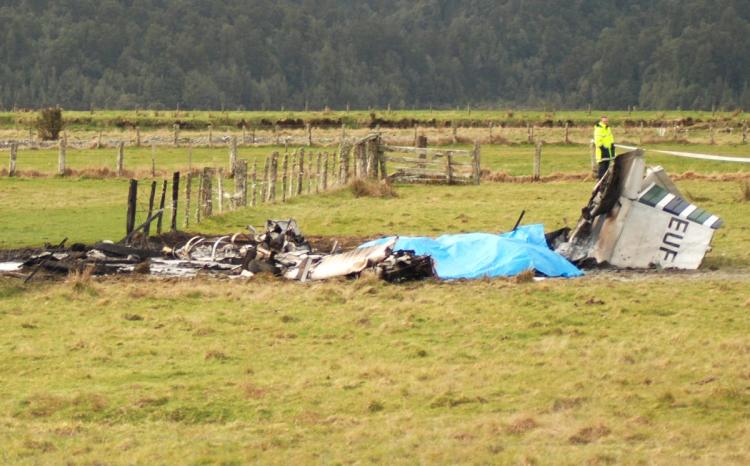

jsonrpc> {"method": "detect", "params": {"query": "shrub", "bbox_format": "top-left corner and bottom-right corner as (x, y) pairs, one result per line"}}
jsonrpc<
(37, 107), (64, 140)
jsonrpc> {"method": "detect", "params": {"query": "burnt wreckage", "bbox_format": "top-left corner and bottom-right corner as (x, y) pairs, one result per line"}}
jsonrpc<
(0, 149), (720, 281)
(554, 148), (721, 269)
(1, 220), (435, 283)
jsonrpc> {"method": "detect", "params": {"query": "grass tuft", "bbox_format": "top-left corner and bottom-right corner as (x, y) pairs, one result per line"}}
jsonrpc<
(739, 180), (750, 202)
(241, 382), (266, 400)
(367, 400), (384, 413)
(569, 424), (611, 444)
(204, 350), (229, 361)
(66, 264), (95, 292)
(350, 178), (398, 198)
(513, 269), (536, 284)
(504, 417), (539, 435)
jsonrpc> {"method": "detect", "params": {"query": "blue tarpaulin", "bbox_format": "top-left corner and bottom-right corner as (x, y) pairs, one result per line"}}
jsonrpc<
(359, 225), (582, 280)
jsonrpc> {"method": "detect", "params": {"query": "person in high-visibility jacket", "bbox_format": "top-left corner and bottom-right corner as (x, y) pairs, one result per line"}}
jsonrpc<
(594, 116), (615, 179)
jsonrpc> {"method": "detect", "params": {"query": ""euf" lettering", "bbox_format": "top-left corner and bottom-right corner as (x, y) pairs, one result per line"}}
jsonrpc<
(659, 217), (689, 262)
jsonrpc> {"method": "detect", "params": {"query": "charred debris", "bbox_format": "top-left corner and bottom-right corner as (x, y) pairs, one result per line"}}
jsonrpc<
(0, 149), (723, 283)
(0, 220), (434, 283)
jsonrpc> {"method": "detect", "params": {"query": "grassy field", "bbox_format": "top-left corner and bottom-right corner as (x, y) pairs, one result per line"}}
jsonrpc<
(1, 267), (749, 464)
(2, 109), (748, 130)
(1, 114), (750, 463)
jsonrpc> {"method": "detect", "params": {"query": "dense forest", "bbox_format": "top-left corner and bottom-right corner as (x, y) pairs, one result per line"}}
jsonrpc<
(1, 0), (749, 110)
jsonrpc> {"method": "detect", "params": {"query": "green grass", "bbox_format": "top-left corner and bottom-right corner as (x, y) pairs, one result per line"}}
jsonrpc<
(3, 109), (748, 130)
(0, 273), (749, 464)
(1, 178), (749, 269)
(2, 151), (750, 463)
(4, 143), (749, 178)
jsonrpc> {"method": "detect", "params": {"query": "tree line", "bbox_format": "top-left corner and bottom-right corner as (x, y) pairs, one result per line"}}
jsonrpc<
(1, 0), (749, 110)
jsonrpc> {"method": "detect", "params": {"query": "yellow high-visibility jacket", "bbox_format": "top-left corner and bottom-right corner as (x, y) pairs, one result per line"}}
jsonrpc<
(594, 122), (615, 162)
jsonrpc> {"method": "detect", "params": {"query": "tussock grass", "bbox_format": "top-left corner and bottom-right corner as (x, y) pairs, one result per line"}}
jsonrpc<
(739, 180), (750, 202)
(66, 264), (95, 293)
(350, 178), (398, 198)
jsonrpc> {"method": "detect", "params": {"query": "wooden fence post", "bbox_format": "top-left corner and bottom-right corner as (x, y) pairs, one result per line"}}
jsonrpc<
(144, 181), (157, 237)
(274, 124), (279, 145)
(323, 153), (329, 190)
(196, 173), (203, 224)
(709, 124), (715, 145)
(117, 141), (125, 177)
(58, 137), (66, 176)
(96, 131), (102, 149)
(282, 153), (289, 202)
(488, 123), (493, 143)
(361, 143), (369, 177)
(173, 123), (180, 147)
(170, 172), (180, 231)
(126, 179), (138, 236)
(151, 143), (157, 177)
(261, 155), (270, 202)
(413, 126), (418, 146)
(217, 168), (224, 213)
(378, 141), (386, 179)
(249, 160), (256, 207)
(229, 136), (238, 177)
(331, 149), (339, 185)
(201, 167), (213, 218)
(297, 149), (305, 196)
(208, 124), (213, 148)
(342, 145), (350, 183)
(336, 148), (343, 184)
(306, 123), (312, 146)
(251, 126), (256, 144)
(242, 124), (247, 145)
(472, 142), (481, 185)
(307, 152), (313, 194)
(234, 160), (248, 208)
(341, 123), (346, 142)
(533, 141), (543, 181)
(369, 140), (379, 178)
(269, 152), (278, 203)
(446, 152), (454, 185)
(564, 122), (570, 144)
(351, 144), (358, 179)
(742, 121), (748, 145)
(156, 179), (167, 235)
(135, 126), (141, 147)
(315, 153), (321, 193)
(9, 142), (17, 177)
(451, 121), (458, 144)
(333, 150), (340, 185)
(184, 172), (192, 228)
(289, 152), (297, 198)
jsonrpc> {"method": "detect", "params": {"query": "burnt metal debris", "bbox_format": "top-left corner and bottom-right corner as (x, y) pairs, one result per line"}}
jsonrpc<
(555, 149), (722, 269)
(0, 150), (723, 282)
(0, 219), (435, 282)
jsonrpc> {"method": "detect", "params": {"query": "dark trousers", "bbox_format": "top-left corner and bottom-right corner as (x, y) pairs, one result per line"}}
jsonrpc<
(597, 160), (609, 179)
(597, 146), (615, 179)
